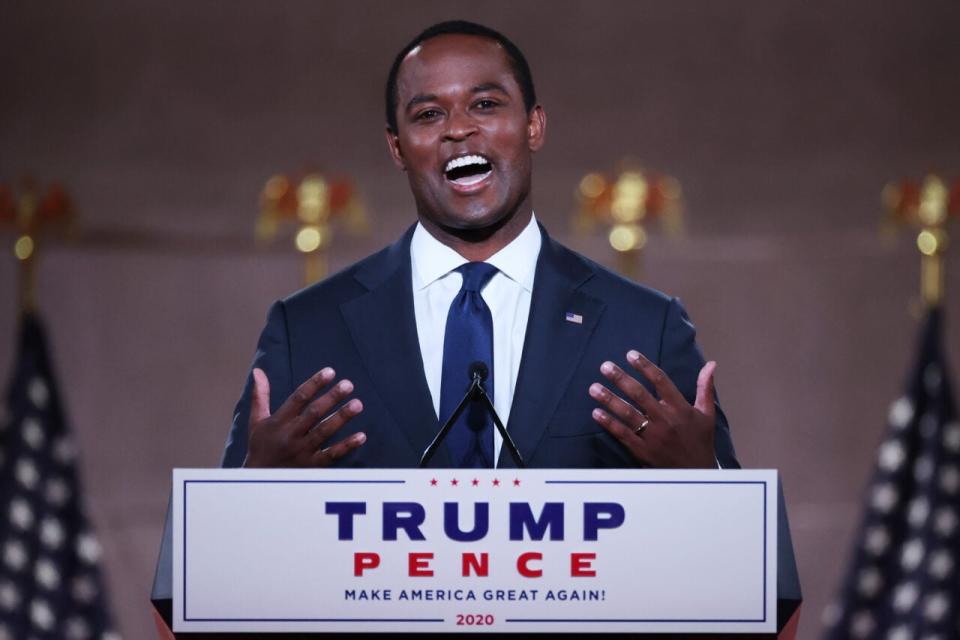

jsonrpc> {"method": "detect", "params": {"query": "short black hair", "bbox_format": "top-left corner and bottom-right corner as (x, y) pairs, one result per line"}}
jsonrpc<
(385, 20), (537, 132)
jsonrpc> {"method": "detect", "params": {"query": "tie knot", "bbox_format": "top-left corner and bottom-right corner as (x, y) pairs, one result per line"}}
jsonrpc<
(457, 262), (498, 292)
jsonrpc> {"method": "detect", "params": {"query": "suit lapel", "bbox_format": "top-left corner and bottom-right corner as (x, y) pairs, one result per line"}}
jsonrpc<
(340, 227), (450, 466)
(501, 228), (605, 467)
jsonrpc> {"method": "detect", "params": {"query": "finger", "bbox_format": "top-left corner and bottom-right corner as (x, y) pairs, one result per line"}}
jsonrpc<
(312, 432), (367, 467)
(589, 382), (655, 429)
(626, 350), (687, 407)
(592, 408), (649, 464)
(307, 398), (364, 447)
(293, 379), (357, 436)
(273, 367), (336, 424)
(250, 368), (271, 424)
(694, 361), (717, 419)
(598, 361), (668, 422)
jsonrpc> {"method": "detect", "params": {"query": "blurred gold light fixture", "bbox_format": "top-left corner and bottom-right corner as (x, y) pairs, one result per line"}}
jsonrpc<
(0, 177), (75, 313)
(574, 162), (684, 279)
(256, 171), (367, 284)
(882, 174), (960, 308)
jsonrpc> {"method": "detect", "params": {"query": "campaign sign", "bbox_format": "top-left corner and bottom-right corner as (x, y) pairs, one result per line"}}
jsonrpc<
(172, 468), (777, 634)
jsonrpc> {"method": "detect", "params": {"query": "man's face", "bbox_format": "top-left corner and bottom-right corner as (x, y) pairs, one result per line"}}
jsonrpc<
(386, 34), (545, 238)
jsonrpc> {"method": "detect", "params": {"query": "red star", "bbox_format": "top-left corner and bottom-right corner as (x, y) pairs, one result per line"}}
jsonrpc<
(471, 478), (480, 486)
(451, 478), (459, 486)
(492, 478), (501, 486)
(513, 478), (521, 486)
(430, 478), (438, 486)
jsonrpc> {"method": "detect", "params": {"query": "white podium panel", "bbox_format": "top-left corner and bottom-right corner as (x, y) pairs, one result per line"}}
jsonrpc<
(172, 468), (777, 634)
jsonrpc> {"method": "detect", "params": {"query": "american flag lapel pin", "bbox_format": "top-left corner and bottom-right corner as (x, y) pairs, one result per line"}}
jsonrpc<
(565, 311), (583, 325)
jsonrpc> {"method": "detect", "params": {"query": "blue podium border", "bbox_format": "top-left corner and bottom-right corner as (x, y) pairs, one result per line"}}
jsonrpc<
(179, 477), (768, 626)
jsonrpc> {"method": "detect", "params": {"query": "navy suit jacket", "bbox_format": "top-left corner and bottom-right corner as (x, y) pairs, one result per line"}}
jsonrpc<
(221, 224), (738, 469)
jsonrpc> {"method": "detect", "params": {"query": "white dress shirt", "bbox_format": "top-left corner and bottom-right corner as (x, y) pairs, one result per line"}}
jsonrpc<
(410, 214), (542, 465)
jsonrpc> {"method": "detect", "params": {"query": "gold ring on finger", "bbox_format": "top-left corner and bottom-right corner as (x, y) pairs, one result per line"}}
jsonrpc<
(634, 418), (650, 435)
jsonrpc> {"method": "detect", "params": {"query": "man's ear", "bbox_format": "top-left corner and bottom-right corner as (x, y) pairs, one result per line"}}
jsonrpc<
(527, 105), (546, 152)
(384, 127), (406, 171)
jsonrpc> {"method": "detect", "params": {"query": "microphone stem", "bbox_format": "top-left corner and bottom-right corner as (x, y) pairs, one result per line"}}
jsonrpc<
(473, 384), (525, 469)
(419, 376), (483, 467)
(419, 373), (525, 468)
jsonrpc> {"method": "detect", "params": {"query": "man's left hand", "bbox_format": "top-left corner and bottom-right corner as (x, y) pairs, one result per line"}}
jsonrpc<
(589, 350), (717, 468)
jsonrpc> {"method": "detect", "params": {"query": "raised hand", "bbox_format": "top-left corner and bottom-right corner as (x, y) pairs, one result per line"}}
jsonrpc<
(244, 367), (366, 467)
(589, 350), (717, 468)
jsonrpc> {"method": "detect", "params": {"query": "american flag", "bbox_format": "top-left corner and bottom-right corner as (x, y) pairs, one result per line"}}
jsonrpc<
(823, 309), (960, 639)
(0, 313), (120, 639)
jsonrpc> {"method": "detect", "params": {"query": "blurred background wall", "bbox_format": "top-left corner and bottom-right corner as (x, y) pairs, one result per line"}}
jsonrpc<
(1, 0), (959, 635)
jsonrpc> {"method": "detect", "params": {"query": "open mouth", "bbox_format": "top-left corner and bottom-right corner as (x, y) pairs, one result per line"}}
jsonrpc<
(444, 154), (493, 188)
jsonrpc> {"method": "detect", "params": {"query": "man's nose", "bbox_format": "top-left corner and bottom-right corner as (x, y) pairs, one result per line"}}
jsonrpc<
(443, 110), (478, 142)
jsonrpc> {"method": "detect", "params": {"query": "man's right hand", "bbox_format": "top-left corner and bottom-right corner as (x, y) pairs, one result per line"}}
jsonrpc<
(243, 367), (366, 467)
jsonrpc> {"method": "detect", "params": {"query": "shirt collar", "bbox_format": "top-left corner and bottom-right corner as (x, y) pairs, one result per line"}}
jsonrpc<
(411, 213), (542, 292)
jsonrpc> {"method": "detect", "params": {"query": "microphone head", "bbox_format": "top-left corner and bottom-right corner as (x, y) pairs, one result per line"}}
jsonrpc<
(468, 361), (489, 382)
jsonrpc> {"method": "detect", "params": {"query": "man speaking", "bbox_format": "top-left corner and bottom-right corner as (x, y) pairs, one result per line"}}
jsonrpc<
(221, 21), (738, 471)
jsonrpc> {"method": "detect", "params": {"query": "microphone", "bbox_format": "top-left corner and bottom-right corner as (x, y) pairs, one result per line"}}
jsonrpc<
(419, 362), (525, 468)
(463, 361), (523, 465)
(468, 361), (488, 399)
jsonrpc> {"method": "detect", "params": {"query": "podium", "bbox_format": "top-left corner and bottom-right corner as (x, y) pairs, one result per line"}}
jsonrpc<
(151, 469), (801, 638)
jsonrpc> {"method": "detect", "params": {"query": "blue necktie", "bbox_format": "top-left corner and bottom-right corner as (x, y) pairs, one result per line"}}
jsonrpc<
(439, 262), (498, 468)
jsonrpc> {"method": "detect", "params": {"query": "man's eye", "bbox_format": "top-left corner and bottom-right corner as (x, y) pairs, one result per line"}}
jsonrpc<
(475, 99), (499, 110)
(415, 109), (442, 121)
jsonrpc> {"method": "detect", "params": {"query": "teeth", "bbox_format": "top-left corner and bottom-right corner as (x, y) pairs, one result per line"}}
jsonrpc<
(444, 154), (489, 172)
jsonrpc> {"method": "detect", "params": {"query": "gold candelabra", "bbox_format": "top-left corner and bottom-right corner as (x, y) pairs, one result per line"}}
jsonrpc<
(0, 178), (75, 313)
(882, 174), (959, 308)
(574, 163), (683, 280)
(256, 171), (366, 285)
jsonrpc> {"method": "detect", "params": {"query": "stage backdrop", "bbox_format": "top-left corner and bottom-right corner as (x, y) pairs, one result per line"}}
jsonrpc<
(1, 0), (959, 635)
